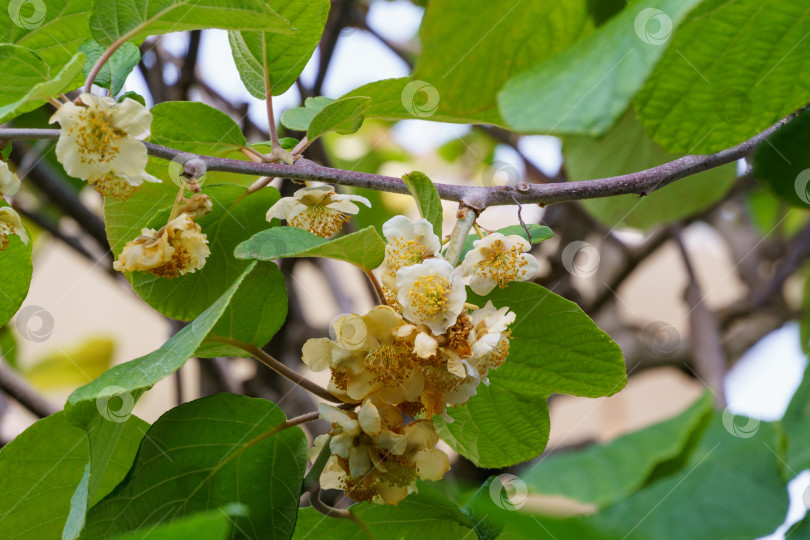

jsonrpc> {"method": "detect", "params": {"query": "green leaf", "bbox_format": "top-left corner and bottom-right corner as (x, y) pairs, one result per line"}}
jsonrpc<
(788, 513), (810, 539)
(565, 110), (737, 229)
(0, 46), (84, 124)
(107, 508), (242, 540)
(81, 394), (307, 540)
(306, 96), (371, 141)
(409, 0), (591, 126)
(235, 226), (386, 271)
(437, 282), (625, 468)
(459, 224), (553, 261)
(63, 416), (149, 540)
(293, 487), (473, 539)
(228, 0), (329, 98)
(117, 91), (145, 106)
(435, 383), (550, 468)
(149, 101), (248, 155)
(782, 361), (810, 474)
(754, 108), (810, 209)
(65, 262), (256, 426)
(0, 412), (144, 540)
(524, 391), (714, 506)
(587, 415), (789, 539)
(0, 325), (17, 368)
(498, 0), (704, 136)
(402, 171), (442, 238)
(79, 39), (139, 95)
(0, 0), (93, 72)
(471, 282), (626, 399)
(280, 96), (333, 132)
(88, 0), (293, 47)
(0, 209), (32, 328)
(635, 0), (810, 153)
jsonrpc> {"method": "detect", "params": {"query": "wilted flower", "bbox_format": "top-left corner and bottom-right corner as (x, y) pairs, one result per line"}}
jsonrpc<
(379, 216), (442, 305)
(0, 207), (28, 250)
(461, 233), (538, 295)
(50, 93), (159, 200)
(396, 258), (465, 335)
(311, 400), (450, 505)
(113, 214), (210, 277)
(0, 162), (20, 199)
(266, 185), (370, 238)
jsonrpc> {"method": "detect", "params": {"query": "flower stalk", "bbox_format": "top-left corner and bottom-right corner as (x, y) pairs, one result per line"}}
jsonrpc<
(443, 207), (477, 267)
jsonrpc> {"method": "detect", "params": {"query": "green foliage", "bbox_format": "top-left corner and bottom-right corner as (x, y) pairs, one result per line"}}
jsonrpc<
(636, 0), (810, 153)
(0, 0), (93, 71)
(65, 263), (255, 426)
(280, 95), (333, 132)
(565, 110), (737, 229)
(412, 0), (591, 126)
(782, 361), (810, 474)
(402, 171), (442, 238)
(0, 210), (31, 328)
(81, 394), (307, 540)
(0, 324), (17, 368)
(148, 101), (248, 154)
(229, 0), (329, 98)
(524, 391), (713, 506)
(107, 507), (242, 540)
(235, 225), (386, 271)
(88, 0), (292, 46)
(499, 0), (703, 136)
(754, 108), (810, 209)
(0, 46), (84, 123)
(307, 96), (371, 141)
(459, 224), (552, 261)
(436, 282), (626, 467)
(78, 39), (139, 95)
(293, 487), (473, 539)
(0, 412), (145, 540)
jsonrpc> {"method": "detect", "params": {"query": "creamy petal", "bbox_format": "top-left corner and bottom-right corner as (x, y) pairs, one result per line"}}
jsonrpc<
(302, 338), (335, 371)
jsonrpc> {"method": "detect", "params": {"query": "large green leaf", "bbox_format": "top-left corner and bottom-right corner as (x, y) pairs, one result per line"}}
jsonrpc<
(587, 415), (789, 539)
(0, 412), (145, 540)
(753, 108), (810, 209)
(635, 0), (810, 153)
(88, 0), (292, 46)
(229, 0), (329, 98)
(81, 394), (307, 540)
(0, 217), (32, 328)
(306, 96), (371, 141)
(108, 508), (240, 540)
(437, 282), (626, 468)
(65, 263), (255, 426)
(435, 383), (550, 468)
(565, 110), (737, 229)
(148, 101), (247, 155)
(523, 391), (713, 506)
(782, 362), (810, 474)
(788, 514), (810, 539)
(0, 46), (84, 123)
(79, 39), (139, 95)
(403, 171), (442, 238)
(235, 225), (386, 271)
(0, 0), (92, 71)
(499, 0), (703, 136)
(409, 0), (591, 126)
(293, 487), (473, 539)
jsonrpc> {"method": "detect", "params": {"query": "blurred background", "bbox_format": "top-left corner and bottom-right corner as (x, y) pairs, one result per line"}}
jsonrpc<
(1, 1), (809, 537)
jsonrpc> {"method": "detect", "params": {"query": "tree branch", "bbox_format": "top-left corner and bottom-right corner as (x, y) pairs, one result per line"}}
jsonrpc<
(0, 359), (59, 418)
(0, 108), (800, 210)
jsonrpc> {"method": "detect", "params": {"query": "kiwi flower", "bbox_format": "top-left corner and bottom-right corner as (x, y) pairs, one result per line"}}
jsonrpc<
(379, 216), (442, 305)
(461, 233), (538, 295)
(0, 162), (20, 199)
(0, 208), (28, 250)
(266, 185), (370, 238)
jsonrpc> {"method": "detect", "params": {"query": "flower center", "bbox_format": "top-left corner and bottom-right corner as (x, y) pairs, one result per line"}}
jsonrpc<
(407, 274), (451, 320)
(73, 109), (124, 164)
(89, 173), (138, 201)
(290, 205), (350, 238)
(385, 238), (427, 273)
(364, 344), (412, 384)
(477, 240), (529, 286)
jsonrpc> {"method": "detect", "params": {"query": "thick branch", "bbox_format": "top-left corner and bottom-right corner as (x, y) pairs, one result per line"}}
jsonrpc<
(0, 109), (799, 209)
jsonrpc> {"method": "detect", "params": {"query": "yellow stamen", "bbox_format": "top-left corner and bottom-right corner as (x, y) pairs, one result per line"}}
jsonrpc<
(407, 274), (451, 320)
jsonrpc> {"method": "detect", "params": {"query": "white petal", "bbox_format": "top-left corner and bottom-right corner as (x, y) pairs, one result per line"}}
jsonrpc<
(301, 338), (334, 371)
(266, 198), (305, 222)
(329, 433), (355, 459)
(413, 448), (450, 481)
(357, 399), (382, 435)
(413, 332), (438, 359)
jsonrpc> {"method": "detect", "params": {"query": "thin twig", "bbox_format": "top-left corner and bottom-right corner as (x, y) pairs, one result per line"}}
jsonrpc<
(0, 359), (59, 418)
(364, 269), (386, 306)
(203, 337), (344, 403)
(2, 107), (800, 210)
